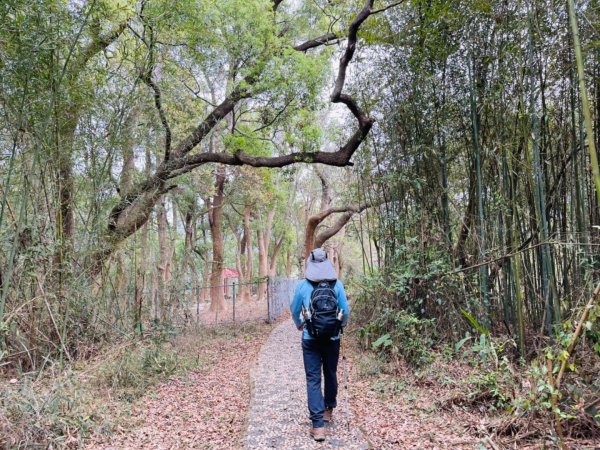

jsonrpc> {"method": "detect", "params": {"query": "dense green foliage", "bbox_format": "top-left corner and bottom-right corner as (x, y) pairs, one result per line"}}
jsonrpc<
(0, 0), (599, 445)
(0, 0), (355, 369)
(351, 0), (599, 348)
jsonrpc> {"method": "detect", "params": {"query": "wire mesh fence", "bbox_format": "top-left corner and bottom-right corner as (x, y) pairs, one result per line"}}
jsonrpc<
(97, 277), (298, 330)
(267, 277), (299, 323)
(187, 280), (267, 326)
(96, 277), (298, 331)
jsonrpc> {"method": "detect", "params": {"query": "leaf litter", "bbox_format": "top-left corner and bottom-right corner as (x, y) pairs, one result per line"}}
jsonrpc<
(87, 323), (273, 450)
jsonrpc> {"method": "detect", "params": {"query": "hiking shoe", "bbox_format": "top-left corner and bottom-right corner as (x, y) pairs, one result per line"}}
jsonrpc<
(324, 408), (333, 423)
(310, 427), (326, 441)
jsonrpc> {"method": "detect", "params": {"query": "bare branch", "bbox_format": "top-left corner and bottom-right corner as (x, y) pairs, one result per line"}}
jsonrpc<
(371, 1), (405, 15)
(252, 97), (295, 132)
(182, 80), (217, 107)
(293, 32), (340, 51)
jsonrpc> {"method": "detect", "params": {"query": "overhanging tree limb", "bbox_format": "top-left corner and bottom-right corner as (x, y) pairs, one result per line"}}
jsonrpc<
(293, 33), (340, 51)
(315, 204), (372, 248)
(98, 0), (377, 270)
(304, 202), (375, 257)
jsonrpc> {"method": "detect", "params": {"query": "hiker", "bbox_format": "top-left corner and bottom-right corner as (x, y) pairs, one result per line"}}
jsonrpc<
(290, 248), (349, 442)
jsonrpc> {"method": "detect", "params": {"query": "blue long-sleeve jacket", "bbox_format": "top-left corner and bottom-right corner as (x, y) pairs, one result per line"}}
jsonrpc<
(290, 279), (349, 340)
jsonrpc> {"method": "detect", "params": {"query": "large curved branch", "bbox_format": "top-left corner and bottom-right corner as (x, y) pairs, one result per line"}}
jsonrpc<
(331, 0), (374, 103)
(109, 144), (363, 228)
(304, 202), (373, 257)
(98, 0), (377, 269)
(328, 0), (376, 147)
(314, 204), (371, 248)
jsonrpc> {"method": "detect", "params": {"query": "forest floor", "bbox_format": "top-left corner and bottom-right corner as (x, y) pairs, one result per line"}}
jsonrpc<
(84, 317), (506, 450)
(4, 312), (597, 449)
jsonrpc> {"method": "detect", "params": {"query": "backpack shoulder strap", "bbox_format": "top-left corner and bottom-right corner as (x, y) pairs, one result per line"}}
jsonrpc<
(325, 280), (339, 308)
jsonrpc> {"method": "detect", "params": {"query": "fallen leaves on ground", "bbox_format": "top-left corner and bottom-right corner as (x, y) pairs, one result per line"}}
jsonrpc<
(87, 323), (273, 450)
(347, 345), (484, 450)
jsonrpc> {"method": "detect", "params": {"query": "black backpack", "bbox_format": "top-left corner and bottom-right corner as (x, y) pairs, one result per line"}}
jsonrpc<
(306, 280), (341, 339)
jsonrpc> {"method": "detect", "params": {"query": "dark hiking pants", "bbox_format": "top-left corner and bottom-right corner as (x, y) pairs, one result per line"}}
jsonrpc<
(301, 338), (341, 428)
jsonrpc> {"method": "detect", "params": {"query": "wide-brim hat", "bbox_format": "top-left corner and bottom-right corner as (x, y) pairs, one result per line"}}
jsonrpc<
(305, 248), (337, 282)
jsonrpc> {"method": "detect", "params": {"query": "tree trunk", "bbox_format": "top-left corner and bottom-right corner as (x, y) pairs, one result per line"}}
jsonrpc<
(256, 209), (274, 302)
(240, 206), (253, 302)
(453, 169), (477, 268)
(285, 247), (294, 278)
(256, 231), (268, 302)
(53, 22), (127, 269)
(184, 202), (198, 322)
(135, 221), (148, 332)
(156, 198), (171, 323)
(269, 235), (284, 277)
(209, 167), (226, 313)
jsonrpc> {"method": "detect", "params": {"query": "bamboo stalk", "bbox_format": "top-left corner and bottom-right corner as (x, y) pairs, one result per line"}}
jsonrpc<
(568, 0), (600, 206)
(468, 53), (490, 327)
(527, 16), (557, 334)
(555, 281), (600, 389)
(550, 280), (600, 450)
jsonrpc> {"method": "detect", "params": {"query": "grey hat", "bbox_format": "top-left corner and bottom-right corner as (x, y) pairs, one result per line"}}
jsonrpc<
(305, 248), (337, 282)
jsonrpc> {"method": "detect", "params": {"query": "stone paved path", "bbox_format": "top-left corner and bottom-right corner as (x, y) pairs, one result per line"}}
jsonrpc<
(245, 319), (369, 449)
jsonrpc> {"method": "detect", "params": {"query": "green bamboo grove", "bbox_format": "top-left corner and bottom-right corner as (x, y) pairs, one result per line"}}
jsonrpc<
(352, 0), (600, 356)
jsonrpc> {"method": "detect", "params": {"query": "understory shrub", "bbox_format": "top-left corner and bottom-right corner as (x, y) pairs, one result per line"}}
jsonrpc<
(0, 333), (199, 448)
(360, 307), (436, 367)
(349, 243), (468, 360)
(97, 335), (198, 399)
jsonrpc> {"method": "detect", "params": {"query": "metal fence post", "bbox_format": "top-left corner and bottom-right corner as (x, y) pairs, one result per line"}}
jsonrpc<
(232, 281), (236, 323)
(267, 277), (271, 323)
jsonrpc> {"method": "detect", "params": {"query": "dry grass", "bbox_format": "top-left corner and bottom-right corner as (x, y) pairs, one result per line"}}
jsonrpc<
(0, 322), (272, 449)
(347, 334), (600, 449)
(87, 321), (273, 449)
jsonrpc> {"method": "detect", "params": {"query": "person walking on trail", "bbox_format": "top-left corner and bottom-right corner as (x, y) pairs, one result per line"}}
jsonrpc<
(290, 248), (349, 442)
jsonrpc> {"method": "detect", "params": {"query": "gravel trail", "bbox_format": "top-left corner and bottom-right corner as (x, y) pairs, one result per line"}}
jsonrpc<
(245, 319), (369, 449)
